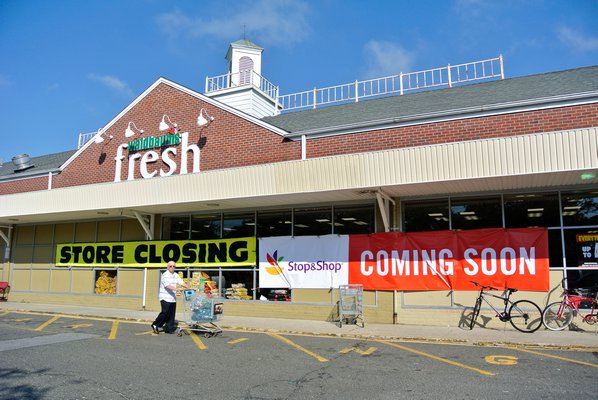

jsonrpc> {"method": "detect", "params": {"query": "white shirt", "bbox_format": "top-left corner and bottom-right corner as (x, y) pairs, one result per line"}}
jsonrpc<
(158, 270), (185, 303)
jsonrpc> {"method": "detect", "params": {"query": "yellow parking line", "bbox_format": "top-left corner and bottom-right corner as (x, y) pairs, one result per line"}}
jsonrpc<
(189, 331), (207, 350)
(108, 321), (119, 340)
(510, 347), (598, 368)
(34, 315), (61, 331)
(377, 340), (494, 376)
(267, 333), (329, 363)
(228, 338), (249, 344)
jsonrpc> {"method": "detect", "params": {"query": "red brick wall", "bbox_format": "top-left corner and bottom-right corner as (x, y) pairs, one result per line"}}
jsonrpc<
(2, 81), (596, 195)
(47, 83), (302, 189)
(306, 103), (598, 157)
(0, 175), (48, 194)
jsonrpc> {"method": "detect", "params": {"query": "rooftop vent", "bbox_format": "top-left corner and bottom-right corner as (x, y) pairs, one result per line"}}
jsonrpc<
(12, 154), (34, 172)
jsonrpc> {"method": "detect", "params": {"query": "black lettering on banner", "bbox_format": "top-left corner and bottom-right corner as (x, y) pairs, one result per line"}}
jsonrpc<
(96, 246), (111, 263)
(163, 243), (180, 262)
(182, 243), (196, 263)
(60, 246), (72, 263)
(112, 245), (124, 264)
(135, 244), (148, 263)
(229, 240), (248, 262)
(71, 246), (83, 263)
(197, 243), (206, 263)
(82, 246), (95, 263)
(149, 245), (161, 263)
(207, 242), (227, 263)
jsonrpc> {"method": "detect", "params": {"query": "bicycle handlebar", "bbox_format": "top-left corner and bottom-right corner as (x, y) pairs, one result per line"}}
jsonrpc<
(470, 280), (518, 293)
(470, 281), (498, 291)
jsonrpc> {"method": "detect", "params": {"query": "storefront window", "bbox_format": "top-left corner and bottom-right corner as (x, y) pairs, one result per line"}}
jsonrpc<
(403, 200), (449, 232)
(504, 192), (560, 228)
(222, 212), (255, 238)
(162, 216), (190, 240)
(94, 270), (117, 295)
(561, 191), (598, 226)
(256, 209), (292, 237)
(563, 228), (598, 268)
(190, 215), (222, 239)
(293, 206), (333, 236)
(333, 205), (375, 234)
(222, 269), (254, 300)
(450, 196), (502, 230)
(548, 229), (564, 269)
(564, 269), (598, 292)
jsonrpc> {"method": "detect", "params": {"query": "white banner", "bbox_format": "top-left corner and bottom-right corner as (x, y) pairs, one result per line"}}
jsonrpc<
(259, 235), (349, 288)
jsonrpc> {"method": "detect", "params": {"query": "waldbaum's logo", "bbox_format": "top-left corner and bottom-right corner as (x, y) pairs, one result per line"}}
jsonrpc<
(265, 250), (285, 275)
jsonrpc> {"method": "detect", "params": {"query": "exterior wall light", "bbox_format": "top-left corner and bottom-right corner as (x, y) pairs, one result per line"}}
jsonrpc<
(197, 108), (215, 127)
(125, 122), (144, 138)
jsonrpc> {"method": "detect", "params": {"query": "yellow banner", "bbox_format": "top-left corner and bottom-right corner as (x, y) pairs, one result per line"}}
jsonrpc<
(55, 237), (256, 267)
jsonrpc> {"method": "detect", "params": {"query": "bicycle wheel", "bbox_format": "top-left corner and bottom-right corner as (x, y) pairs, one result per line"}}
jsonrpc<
(508, 300), (542, 333)
(469, 297), (482, 330)
(542, 301), (573, 331)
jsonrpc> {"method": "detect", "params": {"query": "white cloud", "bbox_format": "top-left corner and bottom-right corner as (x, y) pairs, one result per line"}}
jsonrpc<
(88, 73), (134, 97)
(558, 26), (598, 52)
(155, 0), (311, 47)
(363, 40), (414, 79)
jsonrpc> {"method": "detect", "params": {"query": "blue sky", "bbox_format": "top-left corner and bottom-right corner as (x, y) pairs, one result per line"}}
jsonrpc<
(1, 0), (597, 163)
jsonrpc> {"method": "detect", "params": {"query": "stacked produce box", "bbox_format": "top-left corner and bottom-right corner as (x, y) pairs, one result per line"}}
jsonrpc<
(225, 283), (251, 300)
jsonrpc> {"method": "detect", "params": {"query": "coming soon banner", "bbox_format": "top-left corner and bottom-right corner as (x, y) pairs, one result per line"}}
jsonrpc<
(259, 228), (549, 291)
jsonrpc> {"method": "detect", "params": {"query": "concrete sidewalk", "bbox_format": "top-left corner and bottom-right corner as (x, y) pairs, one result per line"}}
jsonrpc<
(1, 301), (597, 349)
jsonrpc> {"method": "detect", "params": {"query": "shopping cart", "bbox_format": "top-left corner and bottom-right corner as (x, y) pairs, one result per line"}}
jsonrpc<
(338, 284), (364, 327)
(177, 289), (223, 337)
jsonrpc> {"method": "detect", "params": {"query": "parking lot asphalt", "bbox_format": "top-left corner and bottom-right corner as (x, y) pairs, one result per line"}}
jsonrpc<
(1, 300), (596, 349)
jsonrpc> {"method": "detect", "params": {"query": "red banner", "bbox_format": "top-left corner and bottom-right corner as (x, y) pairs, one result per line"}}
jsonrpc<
(348, 228), (549, 291)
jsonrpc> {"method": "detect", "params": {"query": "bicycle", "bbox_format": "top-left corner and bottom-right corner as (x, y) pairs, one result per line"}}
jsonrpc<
(541, 279), (598, 331)
(469, 281), (542, 333)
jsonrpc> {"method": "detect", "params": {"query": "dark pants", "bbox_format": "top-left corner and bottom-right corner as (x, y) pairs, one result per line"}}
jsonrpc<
(153, 300), (177, 333)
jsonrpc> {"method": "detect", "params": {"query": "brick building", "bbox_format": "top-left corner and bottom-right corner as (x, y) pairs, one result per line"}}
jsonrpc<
(1, 40), (597, 326)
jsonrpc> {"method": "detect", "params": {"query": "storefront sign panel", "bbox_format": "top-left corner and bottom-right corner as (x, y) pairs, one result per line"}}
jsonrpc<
(259, 235), (349, 288)
(348, 228), (549, 291)
(55, 237), (256, 267)
(575, 233), (598, 267)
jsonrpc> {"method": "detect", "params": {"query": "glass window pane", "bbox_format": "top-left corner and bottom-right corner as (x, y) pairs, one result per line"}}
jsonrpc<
(562, 191), (598, 226)
(293, 207), (333, 236)
(334, 205), (375, 234)
(256, 209), (292, 238)
(450, 196), (502, 230)
(162, 216), (190, 240)
(548, 229), (563, 269)
(190, 215), (222, 239)
(564, 269), (598, 292)
(504, 192), (560, 228)
(223, 270), (254, 300)
(402, 200), (449, 232)
(563, 228), (598, 268)
(222, 212), (255, 238)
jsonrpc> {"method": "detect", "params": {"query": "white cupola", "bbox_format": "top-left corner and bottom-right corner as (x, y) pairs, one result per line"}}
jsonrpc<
(205, 39), (280, 118)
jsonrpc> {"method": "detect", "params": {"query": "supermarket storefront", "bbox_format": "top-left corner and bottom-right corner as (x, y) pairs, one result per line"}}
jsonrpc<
(1, 50), (597, 325)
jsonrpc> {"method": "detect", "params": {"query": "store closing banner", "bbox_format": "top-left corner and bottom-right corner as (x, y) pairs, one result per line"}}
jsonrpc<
(56, 237), (256, 267)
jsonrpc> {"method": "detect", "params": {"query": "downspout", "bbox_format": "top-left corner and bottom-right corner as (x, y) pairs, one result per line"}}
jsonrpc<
(301, 134), (306, 160)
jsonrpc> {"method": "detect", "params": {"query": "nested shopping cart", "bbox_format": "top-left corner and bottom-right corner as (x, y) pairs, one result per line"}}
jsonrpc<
(338, 284), (364, 327)
(177, 289), (223, 337)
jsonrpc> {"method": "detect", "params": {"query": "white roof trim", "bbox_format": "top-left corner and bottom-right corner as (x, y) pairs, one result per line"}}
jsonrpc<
(59, 77), (289, 171)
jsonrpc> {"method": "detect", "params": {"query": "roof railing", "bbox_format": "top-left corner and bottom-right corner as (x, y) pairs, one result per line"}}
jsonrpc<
(205, 69), (279, 100)
(277, 55), (504, 113)
(78, 131), (97, 148)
